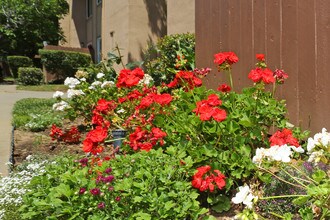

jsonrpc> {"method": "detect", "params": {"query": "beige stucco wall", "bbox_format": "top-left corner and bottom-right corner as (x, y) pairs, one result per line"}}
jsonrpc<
(167, 0), (195, 34)
(60, 0), (87, 47)
(102, 0), (167, 69)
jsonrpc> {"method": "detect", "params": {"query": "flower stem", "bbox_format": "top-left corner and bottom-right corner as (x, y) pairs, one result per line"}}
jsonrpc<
(227, 69), (234, 91)
(260, 194), (308, 200)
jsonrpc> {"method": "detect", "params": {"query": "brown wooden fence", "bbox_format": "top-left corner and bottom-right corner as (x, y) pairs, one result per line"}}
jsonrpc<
(195, 0), (330, 134)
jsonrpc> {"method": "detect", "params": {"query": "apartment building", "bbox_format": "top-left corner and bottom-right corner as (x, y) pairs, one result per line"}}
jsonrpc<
(60, 0), (195, 66)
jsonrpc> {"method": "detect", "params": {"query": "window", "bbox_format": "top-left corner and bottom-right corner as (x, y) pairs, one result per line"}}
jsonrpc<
(87, 0), (92, 18)
(96, 37), (102, 63)
(96, 0), (102, 5)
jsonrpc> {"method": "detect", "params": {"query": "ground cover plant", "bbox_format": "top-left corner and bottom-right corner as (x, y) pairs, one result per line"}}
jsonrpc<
(2, 50), (329, 219)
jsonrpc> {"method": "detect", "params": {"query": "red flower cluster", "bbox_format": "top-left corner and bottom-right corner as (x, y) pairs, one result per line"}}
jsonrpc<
(273, 69), (289, 84)
(128, 126), (167, 151)
(217, 84), (231, 93)
(191, 165), (226, 192)
(136, 93), (173, 110)
(248, 67), (275, 84)
(83, 126), (108, 155)
(167, 70), (202, 90)
(95, 99), (117, 114)
(116, 68), (145, 88)
(192, 94), (227, 122)
(269, 128), (300, 147)
(50, 124), (81, 143)
(256, 54), (265, 62)
(214, 52), (239, 66)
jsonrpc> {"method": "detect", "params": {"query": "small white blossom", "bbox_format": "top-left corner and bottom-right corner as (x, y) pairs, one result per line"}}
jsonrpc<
(64, 77), (80, 88)
(139, 73), (153, 85)
(52, 101), (69, 111)
(52, 91), (64, 98)
(232, 185), (257, 209)
(96, 72), (105, 79)
(308, 150), (324, 164)
(88, 86), (95, 90)
(91, 81), (102, 87)
(25, 155), (33, 161)
(116, 109), (126, 114)
(252, 148), (267, 164)
(307, 128), (329, 153)
(67, 89), (85, 98)
(101, 81), (115, 88)
(80, 77), (86, 82)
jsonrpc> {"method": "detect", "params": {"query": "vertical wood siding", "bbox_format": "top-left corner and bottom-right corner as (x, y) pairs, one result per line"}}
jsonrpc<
(195, 0), (330, 134)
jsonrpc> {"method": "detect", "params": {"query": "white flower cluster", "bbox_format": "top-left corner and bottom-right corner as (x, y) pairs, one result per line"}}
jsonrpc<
(64, 77), (80, 88)
(0, 157), (48, 217)
(232, 185), (257, 209)
(253, 144), (304, 164)
(52, 100), (69, 111)
(139, 73), (153, 85)
(67, 89), (85, 98)
(307, 128), (329, 164)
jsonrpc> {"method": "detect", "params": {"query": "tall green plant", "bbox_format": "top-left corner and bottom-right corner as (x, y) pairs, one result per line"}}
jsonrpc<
(143, 33), (195, 85)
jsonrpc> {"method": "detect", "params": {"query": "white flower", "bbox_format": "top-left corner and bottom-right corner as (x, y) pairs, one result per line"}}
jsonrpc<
(232, 185), (257, 209)
(308, 150), (324, 164)
(96, 72), (105, 79)
(52, 91), (64, 98)
(91, 81), (102, 87)
(307, 137), (316, 153)
(88, 86), (95, 90)
(116, 108), (126, 114)
(64, 77), (80, 88)
(52, 101), (69, 111)
(291, 145), (305, 153)
(269, 145), (292, 163)
(139, 74), (153, 85)
(252, 148), (267, 164)
(101, 81), (115, 88)
(67, 89), (85, 98)
(80, 77), (86, 82)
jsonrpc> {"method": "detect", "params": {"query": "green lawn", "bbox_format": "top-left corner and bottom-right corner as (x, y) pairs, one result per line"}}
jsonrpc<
(16, 84), (68, 92)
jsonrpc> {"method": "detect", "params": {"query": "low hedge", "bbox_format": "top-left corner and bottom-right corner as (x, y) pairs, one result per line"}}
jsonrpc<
(7, 56), (33, 78)
(18, 67), (43, 85)
(39, 49), (92, 81)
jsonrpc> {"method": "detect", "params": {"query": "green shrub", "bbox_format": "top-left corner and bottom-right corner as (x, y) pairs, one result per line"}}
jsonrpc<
(17, 67), (43, 86)
(7, 56), (33, 78)
(143, 33), (195, 85)
(39, 49), (92, 82)
(19, 149), (209, 219)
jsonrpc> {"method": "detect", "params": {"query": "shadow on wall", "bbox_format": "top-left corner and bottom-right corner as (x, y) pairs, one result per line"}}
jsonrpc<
(143, 0), (167, 38)
(71, 0), (87, 47)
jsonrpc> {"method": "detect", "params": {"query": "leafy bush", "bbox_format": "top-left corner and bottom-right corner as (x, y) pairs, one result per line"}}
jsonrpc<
(143, 33), (195, 85)
(39, 49), (92, 82)
(7, 56), (33, 78)
(19, 149), (209, 219)
(12, 98), (64, 130)
(17, 67), (43, 85)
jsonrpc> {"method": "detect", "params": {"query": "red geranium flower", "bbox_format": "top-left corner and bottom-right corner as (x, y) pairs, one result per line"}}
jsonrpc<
(217, 84), (231, 93)
(269, 128), (300, 147)
(116, 68), (145, 88)
(95, 99), (117, 114)
(191, 165), (226, 192)
(193, 94), (227, 122)
(256, 54), (265, 62)
(167, 71), (202, 90)
(214, 52), (239, 66)
(273, 69), (289, 84)
(248, 67), (275, 84)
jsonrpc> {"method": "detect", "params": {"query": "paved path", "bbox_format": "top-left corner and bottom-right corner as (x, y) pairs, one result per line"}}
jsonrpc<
(0, 85), (54, 176)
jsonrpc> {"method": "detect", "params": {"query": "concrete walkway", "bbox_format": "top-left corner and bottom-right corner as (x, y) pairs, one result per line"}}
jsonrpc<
(0, 85), (54, 176)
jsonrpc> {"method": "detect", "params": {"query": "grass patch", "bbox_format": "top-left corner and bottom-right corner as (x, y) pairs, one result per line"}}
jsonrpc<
(12, 98), (65, 131)
(16, 84), (68, 92)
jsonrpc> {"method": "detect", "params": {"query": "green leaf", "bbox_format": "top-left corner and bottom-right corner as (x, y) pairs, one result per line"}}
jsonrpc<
(55, 183), (72, 198)
(211, 195), (231, 213)
(164, 201), (176, 210)
(133, 196), (143, 203)
(238, 114), (253, 127)
(292, 196), (310, 205)
(312, 170), (326, 183)
(132, 212), (152, 220)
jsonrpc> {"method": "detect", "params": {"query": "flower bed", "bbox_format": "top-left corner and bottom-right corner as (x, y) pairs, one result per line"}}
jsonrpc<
(1, 51), (329, 219)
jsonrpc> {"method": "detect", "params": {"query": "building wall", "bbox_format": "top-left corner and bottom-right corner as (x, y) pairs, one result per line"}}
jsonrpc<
(195, 0), (330, 134)
(167, 0), (195, 34)
(60, 0), (87, 48)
